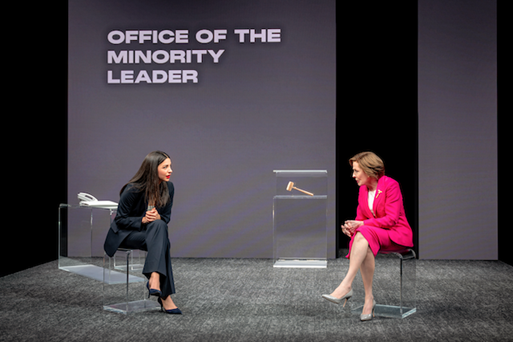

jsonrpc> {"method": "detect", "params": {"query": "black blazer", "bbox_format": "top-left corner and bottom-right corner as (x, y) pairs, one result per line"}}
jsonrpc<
(104, 181), (174, 257)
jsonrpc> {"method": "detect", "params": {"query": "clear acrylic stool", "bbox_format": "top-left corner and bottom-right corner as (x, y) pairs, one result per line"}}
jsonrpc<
(351, 248), (416, 319)
(102, 248), (160, 314)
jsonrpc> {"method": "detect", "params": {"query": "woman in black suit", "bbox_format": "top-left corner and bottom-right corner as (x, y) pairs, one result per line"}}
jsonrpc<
(104, 151), (181, 314)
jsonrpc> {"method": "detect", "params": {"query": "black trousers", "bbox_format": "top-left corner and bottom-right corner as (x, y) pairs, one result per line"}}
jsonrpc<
(120, 220), (176, 297)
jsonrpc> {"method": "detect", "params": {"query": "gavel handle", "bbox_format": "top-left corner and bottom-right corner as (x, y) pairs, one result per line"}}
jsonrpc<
(293, 187), (314, 196)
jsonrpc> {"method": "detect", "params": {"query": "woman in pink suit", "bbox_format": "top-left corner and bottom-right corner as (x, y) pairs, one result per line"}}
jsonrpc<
(322, 152), (413, 321)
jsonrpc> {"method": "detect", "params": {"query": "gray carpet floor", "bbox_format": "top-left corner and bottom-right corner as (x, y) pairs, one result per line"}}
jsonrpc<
(1, 257), (513, 342)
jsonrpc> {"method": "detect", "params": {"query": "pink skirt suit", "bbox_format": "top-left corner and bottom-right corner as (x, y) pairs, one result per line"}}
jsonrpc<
(347, 175), (413, 258)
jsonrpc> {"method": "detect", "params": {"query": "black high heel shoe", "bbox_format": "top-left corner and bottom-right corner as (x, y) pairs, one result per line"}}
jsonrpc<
(157, 297), (182, 315)
(146, 282), (162, 298)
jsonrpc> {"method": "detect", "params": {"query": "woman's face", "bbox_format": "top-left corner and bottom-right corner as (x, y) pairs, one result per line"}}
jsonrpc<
(352, 161), (371, 187)
(158, 158), (172, 183)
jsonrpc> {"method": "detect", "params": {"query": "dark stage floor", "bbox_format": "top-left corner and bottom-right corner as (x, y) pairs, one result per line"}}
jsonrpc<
(1, 257), (512, 341)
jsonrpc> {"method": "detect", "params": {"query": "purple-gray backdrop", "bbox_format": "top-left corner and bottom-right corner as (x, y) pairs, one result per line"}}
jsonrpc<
(68, 0), (336, 258)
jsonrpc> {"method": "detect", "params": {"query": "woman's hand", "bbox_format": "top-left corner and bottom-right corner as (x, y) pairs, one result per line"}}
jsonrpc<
(142, 208), (161, 224)
(341, 220), (364, 237)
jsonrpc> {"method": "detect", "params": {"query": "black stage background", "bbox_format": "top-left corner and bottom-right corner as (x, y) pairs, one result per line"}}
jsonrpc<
(335, 2), (418, 258)
(4, 1), (504, 277)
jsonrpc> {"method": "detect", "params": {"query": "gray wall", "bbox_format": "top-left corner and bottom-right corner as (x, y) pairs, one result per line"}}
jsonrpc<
(418, 0), (497, 259)
(68, 0), (336, 258)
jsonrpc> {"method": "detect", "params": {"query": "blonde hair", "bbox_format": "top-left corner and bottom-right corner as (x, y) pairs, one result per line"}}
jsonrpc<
(349, 152), (385, 179)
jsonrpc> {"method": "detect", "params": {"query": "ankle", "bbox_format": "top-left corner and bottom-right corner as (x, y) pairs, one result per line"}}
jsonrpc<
(162, 296), (177, 309)
(364, 295), (374, 306)
(149, 273), (160, 287)
(365, 294), (374, 301)
(332, 285), (352, 297)
(338, 283), (352, 292)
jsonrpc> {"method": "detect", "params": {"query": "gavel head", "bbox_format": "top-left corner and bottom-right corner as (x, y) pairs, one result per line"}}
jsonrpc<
(286, 181), (294, 191)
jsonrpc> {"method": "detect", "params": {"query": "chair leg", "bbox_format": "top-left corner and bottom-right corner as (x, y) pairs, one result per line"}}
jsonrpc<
(125, 250), (131, 314)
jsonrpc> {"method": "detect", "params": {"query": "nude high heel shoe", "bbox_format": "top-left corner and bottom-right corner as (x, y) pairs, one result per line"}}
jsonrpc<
(360, 299), (376, 321)
(321, 289), (353, 307)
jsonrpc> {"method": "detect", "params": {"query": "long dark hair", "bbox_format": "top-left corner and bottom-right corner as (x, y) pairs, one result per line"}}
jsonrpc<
(120, 151), (171, 208)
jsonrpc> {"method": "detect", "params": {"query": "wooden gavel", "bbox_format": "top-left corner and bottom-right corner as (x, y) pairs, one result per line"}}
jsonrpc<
(286, 181), (314, 196)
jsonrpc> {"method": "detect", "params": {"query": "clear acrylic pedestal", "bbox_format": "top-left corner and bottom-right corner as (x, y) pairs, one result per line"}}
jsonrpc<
(273, 170), (327, 268)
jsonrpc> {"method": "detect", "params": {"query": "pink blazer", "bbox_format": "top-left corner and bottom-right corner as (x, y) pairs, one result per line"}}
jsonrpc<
(355, 175), (413, 248)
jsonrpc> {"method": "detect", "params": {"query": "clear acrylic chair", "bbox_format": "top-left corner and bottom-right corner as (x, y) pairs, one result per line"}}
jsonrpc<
(102, 248), (160, 314)
(351, 248), (416, 319)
